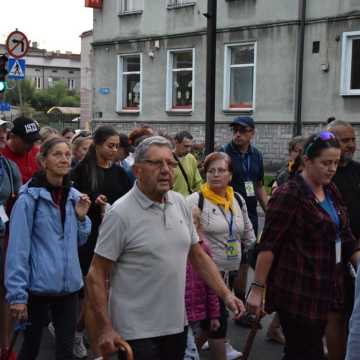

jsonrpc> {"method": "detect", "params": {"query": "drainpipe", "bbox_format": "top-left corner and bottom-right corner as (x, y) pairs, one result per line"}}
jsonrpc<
(294, 0), (306, 136)
(204, 0), (217, 155)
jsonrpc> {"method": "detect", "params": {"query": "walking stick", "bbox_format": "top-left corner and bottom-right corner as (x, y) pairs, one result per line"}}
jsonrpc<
(118, 339), (134, 360)
(241, 314), (262, 360)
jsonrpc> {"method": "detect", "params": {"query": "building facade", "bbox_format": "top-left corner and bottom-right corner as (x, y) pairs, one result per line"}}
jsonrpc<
(89, 0), (360, 167)
(80, 30), (94, 129)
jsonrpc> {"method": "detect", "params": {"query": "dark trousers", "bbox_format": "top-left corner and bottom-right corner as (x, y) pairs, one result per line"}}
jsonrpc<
(278, 311), (326, 360)
(119, 328), (187, 360)
(18, 292), (78, 360)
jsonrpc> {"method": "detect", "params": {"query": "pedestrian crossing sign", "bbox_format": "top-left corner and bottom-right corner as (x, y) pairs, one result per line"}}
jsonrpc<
(7, 58), (25, 80)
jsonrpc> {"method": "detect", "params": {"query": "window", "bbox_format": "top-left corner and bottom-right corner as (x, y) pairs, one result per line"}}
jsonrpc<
(166, 49), (194, 111)
(117, 54), (142, 112)
(34, 77), (41, 89)
(168, 0), (195, 7)
(48, 77), (54, 88)
(68, 79), (75, 90)
(341, 31), (360, 96)
(223, 43), (256, 111)
(119, 0), (143, 13)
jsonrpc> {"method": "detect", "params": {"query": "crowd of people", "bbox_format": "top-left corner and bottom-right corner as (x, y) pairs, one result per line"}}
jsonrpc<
(0, 114), (359, 360)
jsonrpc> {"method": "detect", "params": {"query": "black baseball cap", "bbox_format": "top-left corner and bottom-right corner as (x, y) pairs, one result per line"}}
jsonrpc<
(230, 116), (255, 129)
(11, 116), (41, 143)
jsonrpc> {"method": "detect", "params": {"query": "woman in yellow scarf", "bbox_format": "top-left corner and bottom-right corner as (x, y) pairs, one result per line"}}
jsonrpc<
(187, 152), (256, 360)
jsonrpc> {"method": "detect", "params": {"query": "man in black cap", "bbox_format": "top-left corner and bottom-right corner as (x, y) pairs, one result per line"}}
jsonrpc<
(2, 116), (41, 183)
(221, 116), (268, 325)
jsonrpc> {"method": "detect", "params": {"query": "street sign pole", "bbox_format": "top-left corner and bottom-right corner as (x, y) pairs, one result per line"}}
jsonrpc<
(205, 0), (217, 155)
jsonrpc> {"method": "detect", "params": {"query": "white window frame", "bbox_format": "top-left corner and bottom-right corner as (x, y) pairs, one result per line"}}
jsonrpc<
(34, 76), (41, 89)
(119, 0), (143, 13)
(68, 79), (75, 90)
(223, 42), (257, 111)
(340, 31), (360, 96)
(166, 48), (195, 112)
(116, 53), (142, 113)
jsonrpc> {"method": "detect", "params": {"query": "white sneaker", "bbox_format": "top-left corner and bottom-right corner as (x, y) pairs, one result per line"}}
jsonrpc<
(225, 342), (243, 360)
(48, 322), (55, 338)
(73, 331), (88, 358)
(201, 340), (210, 351)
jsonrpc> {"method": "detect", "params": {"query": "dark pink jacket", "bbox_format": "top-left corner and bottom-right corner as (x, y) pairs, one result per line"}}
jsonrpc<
(185, 233), (220, 322)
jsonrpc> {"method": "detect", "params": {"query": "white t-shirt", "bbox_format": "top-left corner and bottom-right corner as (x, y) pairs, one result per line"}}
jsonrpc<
(95, 184), (198, 340)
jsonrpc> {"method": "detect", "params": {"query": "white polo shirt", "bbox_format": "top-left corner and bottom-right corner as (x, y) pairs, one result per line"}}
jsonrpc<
(95, 184), (198, 340)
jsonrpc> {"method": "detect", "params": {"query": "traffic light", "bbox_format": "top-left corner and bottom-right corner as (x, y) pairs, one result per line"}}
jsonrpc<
(0, 55), (8, 93)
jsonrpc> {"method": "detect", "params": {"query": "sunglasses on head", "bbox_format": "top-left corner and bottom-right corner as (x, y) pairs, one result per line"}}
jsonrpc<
(304, 131), (336, 156)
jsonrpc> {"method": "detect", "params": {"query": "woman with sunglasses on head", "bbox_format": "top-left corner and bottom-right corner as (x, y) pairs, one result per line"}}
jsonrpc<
(71, 125), (131, 358)
(5, 137), (91, 360)
(246, 131), (360, 360)
(71, 132), (93, 168)
(187, 152), (255, 360)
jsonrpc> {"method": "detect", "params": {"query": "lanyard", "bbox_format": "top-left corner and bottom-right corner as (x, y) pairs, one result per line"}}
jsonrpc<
(218, 206), (234, 239)
(241, 153), (251, 180)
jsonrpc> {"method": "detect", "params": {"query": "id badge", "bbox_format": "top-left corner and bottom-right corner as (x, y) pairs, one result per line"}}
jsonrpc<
(335, 238), (341, 264)
(226, 239), (240, 260)
(244, 181), (255, 197)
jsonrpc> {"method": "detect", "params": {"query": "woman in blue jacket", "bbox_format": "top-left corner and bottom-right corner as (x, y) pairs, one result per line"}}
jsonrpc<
(5, 137), (91, 360)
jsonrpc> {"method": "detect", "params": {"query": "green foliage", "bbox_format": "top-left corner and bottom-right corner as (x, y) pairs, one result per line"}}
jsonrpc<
(5, 80), (80, 111)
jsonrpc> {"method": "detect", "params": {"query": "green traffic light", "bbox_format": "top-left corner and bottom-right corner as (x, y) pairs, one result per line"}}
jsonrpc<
(0, 81), (7, 93)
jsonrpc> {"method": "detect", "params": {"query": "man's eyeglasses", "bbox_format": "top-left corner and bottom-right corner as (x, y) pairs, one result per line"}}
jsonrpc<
(143, 159), (178, 170)
(304, 131), (336, 155)
(207, 168), (228, 176)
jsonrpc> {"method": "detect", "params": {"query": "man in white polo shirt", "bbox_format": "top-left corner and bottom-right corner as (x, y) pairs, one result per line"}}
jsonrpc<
(86, 136), (245, 360)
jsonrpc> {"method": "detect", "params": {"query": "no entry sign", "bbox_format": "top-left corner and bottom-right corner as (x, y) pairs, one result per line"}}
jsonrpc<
(6, 30), (30, 59)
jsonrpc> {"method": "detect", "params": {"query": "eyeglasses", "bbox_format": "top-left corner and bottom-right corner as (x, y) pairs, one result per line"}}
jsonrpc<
(143, 159), (178, 170)
(207, 168), (229, 176)
(304, 131), (336, 156)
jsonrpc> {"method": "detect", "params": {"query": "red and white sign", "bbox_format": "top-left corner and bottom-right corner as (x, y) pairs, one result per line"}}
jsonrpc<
(6, 30), (29, 59)
(85, 0), (102, 9)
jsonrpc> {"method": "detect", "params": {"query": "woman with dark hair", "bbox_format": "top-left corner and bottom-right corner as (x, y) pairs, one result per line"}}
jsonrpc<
(71, 126), (131, 357)
(187, 152), (255, 360)
(5, 137), (91, 360)
(247, 131), (360, 360)
(61, 128), (75, 142)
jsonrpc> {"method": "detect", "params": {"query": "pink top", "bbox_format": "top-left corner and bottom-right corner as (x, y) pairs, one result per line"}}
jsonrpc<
(185, 232), (220, 322)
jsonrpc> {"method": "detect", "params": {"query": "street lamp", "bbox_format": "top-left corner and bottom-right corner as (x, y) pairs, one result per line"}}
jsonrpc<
(204, 0), (217, 155)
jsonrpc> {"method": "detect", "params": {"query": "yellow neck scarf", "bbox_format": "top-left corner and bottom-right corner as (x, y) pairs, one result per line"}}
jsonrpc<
(200, 183), (235, 213)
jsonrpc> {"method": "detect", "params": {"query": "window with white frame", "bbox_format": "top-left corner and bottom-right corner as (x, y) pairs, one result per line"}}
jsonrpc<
(34, 76), (41, 89)
(223, 43), (256, 111)
(168, 0), (195, 6)
(68, 79), (75, 90)
(117, 54), (142, 112)
(340, 31), (360, 96)
(166, 49), (194, 111)
(119, 0), (143, 13)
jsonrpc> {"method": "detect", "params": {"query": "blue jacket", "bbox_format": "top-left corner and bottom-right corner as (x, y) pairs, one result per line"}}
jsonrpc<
(5, 182), (91, 304)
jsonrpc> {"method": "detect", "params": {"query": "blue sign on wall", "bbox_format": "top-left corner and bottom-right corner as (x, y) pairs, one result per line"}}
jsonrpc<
(98, 87), (110, 95)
